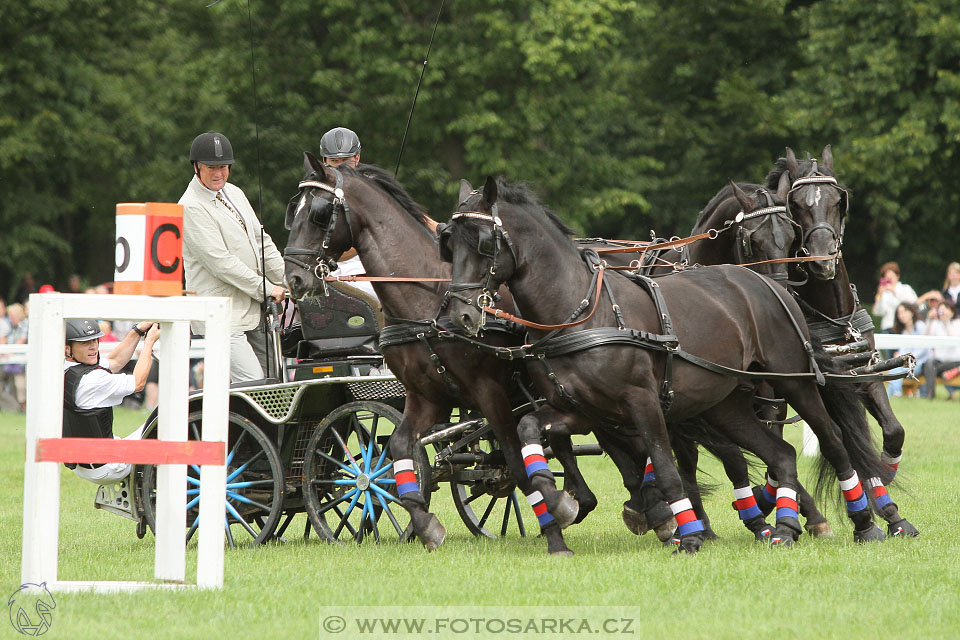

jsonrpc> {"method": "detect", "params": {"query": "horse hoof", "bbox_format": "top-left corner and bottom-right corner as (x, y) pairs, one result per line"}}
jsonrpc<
(653, 517), (678, 543)
(549, 548), (575, 557)
(622, 505), (648, 536)
(703, 527), (719, 541)
(804, 521), (835, 538)
(754, 525), (775, 542)
(769, 533), (793, 547)
(552, 492), (580, 530)
(853, 524), (886, 543)
(887, 519), (920, 538)
(769, 523), (798, 547)
(671, 533), (702, 555)
(419, 515), (446, 551)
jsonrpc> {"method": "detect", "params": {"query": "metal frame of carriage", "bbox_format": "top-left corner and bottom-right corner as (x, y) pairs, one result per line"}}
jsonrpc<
(93, 280), (598, 547)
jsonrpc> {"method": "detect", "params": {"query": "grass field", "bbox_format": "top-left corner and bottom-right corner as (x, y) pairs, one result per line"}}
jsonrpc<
(2, 397), (958, 639)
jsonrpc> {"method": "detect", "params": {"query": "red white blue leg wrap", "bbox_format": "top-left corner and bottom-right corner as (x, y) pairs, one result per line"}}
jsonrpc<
(881, 451), (902, 480)
(762, 474), (779, 505)
(642, 457), (656, 484)
(775, 487), (800, 524)
(525, 490), (556, 527)
(840, 470), (869, 514)
(733, 485), (763, 521)
(867, 476), (894, 510)
(521, 443), (551, 478)
(393, 458), (419, 497)
(669, 498), (704, 538)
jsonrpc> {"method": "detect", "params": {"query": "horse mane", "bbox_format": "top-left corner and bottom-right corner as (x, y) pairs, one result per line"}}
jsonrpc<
(764, 153), (845, 191)
(494, 178), (576, 236)
(695, 182), (768, 228)
(336, 163), (431, 229)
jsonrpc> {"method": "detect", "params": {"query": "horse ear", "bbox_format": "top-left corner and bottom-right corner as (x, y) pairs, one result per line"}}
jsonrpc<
(482, 176), (498, 209)
(459, 179), (473, 204)
(776, 170), (791, 201)
(785, 147), (799, 178)
(821, 144), (833, 172)
(729, 180), (753, 212)
(304, 151), (325, 176)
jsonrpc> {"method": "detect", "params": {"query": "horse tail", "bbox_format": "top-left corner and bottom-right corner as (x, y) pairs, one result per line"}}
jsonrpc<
(811, 339), (886, 507)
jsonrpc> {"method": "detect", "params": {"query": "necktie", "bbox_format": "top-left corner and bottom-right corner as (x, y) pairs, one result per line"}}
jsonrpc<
(216, 191), (247, 232)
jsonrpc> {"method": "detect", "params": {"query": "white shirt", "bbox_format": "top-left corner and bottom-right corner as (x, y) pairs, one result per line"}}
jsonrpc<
(64, 356), (136, 410)
(329, 255), (378, 300)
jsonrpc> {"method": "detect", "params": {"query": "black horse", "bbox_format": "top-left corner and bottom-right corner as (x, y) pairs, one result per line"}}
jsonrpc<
(766, 146), (918, 537)
(444, 176), (891, 553)
(283, 154), (648, 555)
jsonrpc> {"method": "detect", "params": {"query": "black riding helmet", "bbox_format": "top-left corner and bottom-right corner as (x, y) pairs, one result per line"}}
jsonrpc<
(319, 127), (361, 159)
(190, 131), (234, 166)
(66, 319), (104, 344)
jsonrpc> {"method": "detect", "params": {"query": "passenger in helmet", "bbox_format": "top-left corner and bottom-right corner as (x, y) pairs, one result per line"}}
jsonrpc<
(319, 127), (362, 168)
(63, 319), (160, 484)
(180, 131), (287, 382)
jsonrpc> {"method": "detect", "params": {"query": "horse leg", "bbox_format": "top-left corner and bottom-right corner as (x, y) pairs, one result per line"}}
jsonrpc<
(753, 398), (832, 536)
(627, 391), (705, 554)
(697, 436), (773, 541)
(702, 397), (803, 545)
(480, 390), (574, 556)
(545, 430), (598, 524)
(672, 434), (718, 540)
(858, 380), (905, 482)
(776, 381), (886, 543)
(592, 428), (677, 541)
(514, 406), (578, 554)
(389, 396), (447, 551)
(855, 382), (916, 535)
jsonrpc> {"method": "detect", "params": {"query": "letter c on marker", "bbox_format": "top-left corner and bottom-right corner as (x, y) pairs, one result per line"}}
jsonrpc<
(151, 223), (181, 274)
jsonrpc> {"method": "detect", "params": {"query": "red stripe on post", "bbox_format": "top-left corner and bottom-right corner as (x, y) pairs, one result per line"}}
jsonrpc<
(36, 438), (225, 466)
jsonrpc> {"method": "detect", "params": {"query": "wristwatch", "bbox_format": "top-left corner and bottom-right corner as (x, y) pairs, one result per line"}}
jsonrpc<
(133, 325), (148, 337)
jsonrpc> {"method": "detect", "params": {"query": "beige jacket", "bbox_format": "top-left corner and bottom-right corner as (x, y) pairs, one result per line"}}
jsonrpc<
(179, 176), (285, 333)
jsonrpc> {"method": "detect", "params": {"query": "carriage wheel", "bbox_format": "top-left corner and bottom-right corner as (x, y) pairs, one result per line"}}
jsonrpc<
(445, 424), (535, 539)
(302, 401), (430, 544)
(139, 410), (285, 548)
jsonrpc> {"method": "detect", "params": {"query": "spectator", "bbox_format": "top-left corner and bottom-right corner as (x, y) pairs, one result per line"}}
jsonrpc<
(1, 303), (29, 411)
(38, 284), (55, 294)
(67, 274), (84, 294)
(98, 320), (119, 342)
(179, 131), (285, 381)
(921, 299), (960, 399)
(886, 302), (929, 398)
(872, 261), (918, 331)
(0, 298), (12, 343)
(942, 261), (960, 308)
(13, 273), (37, 304)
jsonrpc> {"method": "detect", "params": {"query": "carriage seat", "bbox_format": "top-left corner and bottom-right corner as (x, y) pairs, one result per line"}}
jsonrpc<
(282, 281), (384, 362)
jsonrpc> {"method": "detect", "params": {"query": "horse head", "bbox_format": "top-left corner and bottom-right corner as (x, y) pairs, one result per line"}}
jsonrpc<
(725, 172), (799, 281)
(770, 145), (849, 281)
(283, 152), (354, 300)
(441, 177), (519, 336)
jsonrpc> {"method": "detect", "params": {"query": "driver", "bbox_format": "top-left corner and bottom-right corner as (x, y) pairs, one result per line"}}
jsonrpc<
(319, 126), (362, 168)
(63, 318), (160, 484)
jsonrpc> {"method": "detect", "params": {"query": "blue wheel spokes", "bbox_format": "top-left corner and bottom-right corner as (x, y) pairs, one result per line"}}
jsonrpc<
(333, 490), (362, 538)
(187, 475), (201, 487)
(316, 488), (358, 516)
(226, 479), (275, 490)
(373, 488), (404, 536)
(369, 482), (401, 505)
(226, 430), (247, 467)
(314, 449), (357, 476)
(368, 462), (394, 481)
(226, 449), (266, 482)
(330, 427), (361, 474)
(226, 492), (271, 511)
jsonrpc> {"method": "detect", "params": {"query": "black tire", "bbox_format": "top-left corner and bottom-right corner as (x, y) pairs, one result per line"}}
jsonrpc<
(140, 410), (285, 548)
(302, 401), (430, 544)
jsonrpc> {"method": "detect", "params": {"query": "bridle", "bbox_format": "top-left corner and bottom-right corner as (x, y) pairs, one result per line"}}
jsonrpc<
(733, 188), (801, 282)
(442, 201), (518, 316)
(787, 165), (849, 264)
(282, 167), (354, 295)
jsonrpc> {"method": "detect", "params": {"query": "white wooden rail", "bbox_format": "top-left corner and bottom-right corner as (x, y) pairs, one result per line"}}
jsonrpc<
(21, 293), (231, 592)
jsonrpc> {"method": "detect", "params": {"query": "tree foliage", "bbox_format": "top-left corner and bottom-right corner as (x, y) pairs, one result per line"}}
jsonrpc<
(0, 0), (957, 297)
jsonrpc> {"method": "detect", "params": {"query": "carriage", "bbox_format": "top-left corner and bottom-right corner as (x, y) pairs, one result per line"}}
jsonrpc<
(92, 280), (596, 547)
